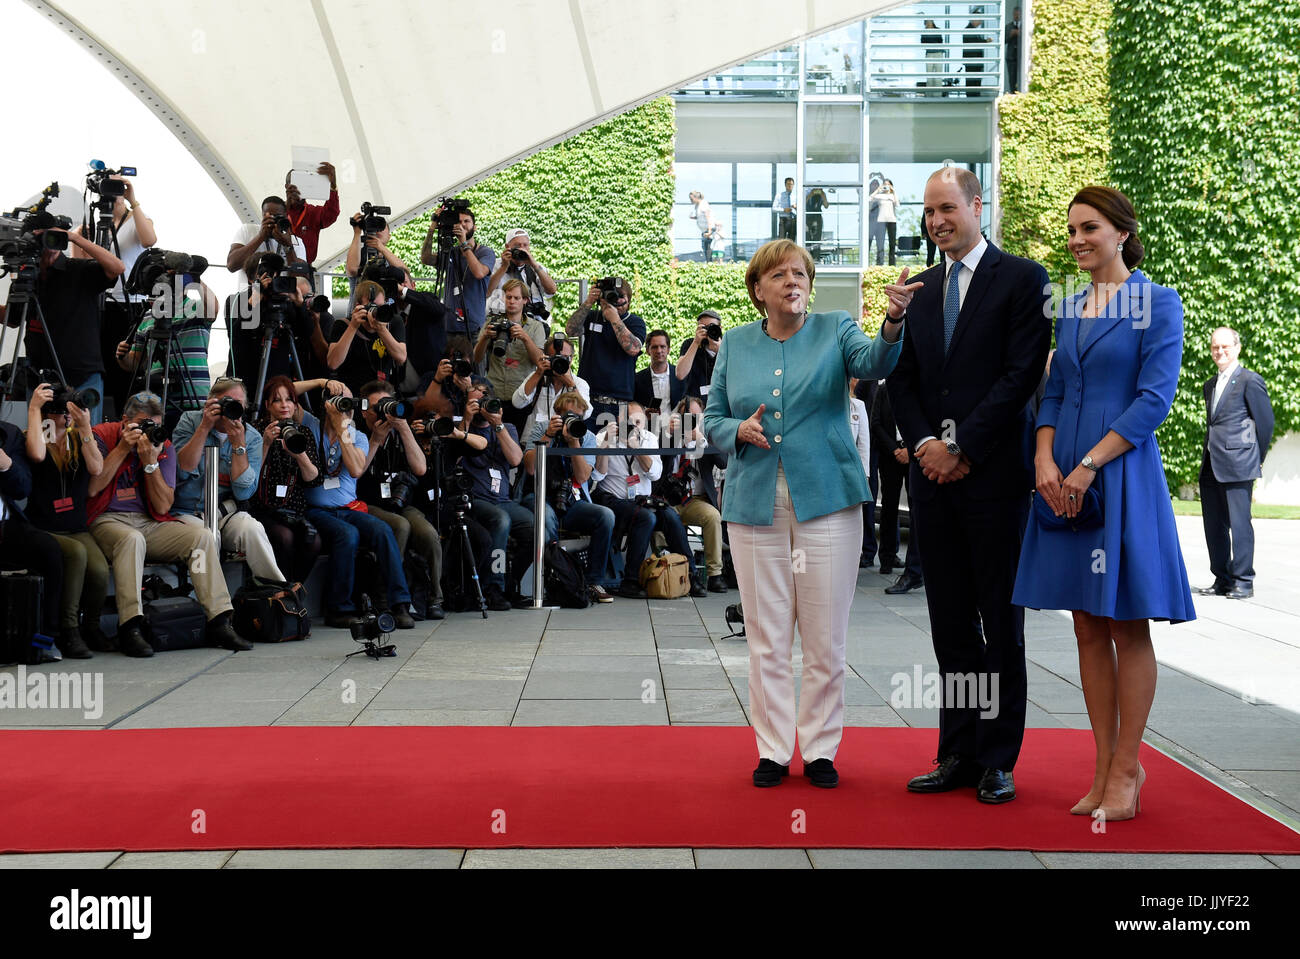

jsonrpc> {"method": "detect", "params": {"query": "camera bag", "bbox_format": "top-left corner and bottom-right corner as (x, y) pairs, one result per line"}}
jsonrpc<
(232, 578), (311, 643)
(543, 541), (589, 609)
(0, 572), (59, 665)
(143, 595), (209, 652)
(639, 553), (691, 600)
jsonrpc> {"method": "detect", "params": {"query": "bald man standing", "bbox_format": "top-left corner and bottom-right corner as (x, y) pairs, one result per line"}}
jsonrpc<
(1198, 327), (1273, 600)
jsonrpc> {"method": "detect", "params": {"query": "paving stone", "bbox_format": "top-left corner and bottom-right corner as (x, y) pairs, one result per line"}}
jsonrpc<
(660, 665), (732, 690)
(461, 848), (694, 869)
(110, 851), (233, 868)
(0, 852), (122, 869)
(694, 849), (811, 869)
(522, 655), (660, 700)
(225, 849), (464, 868)
(1035, 853), (1277, 869)
(368, 679), (525, 710)
(657, 648), (722, 666)
(666, 688), (747, 724)
(809, 849), (1045, 869)
(512, 699), (669, 725)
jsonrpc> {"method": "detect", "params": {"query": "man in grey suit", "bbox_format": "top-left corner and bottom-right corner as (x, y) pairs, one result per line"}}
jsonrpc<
(1198, 327), (1274, 600)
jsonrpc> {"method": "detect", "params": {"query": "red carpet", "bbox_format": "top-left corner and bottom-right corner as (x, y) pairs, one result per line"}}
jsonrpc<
(3, 727), (1296, 853)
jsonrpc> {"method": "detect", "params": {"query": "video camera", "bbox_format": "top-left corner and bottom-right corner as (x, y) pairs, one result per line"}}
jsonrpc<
(246, 252), (298, 330)
(127, 248), (210, 299)
(357, 201), (390, 236)
(1, 184), (72, 272)
(85, 161), (136, 214)
(361, 259), (404, 309)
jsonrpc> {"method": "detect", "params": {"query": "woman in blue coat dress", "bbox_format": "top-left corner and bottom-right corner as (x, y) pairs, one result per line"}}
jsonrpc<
(1013, 186), (1195, 822)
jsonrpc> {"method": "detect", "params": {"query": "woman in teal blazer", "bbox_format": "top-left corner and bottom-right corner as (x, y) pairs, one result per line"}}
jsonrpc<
(704, 240), (905, 788)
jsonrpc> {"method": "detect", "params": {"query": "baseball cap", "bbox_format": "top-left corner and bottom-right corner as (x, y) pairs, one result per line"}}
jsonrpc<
(504, 228), (530, 245)
(697, 309), (722, 322)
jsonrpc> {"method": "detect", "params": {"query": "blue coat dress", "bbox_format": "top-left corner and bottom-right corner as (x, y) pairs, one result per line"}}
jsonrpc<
(703, 310), (902, 526)
(1012, 271), (1196, 623)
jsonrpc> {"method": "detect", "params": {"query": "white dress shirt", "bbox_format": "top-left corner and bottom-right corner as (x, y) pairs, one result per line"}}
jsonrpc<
(1211, 360), (1239, 416)
(593, 428), (662, 499)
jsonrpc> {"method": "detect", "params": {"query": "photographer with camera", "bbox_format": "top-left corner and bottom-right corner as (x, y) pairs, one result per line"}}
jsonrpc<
(592, 401), (704, 599)
(676, 309), (724, 398)
(326, 279), (408, 391)
(284, 162), (340, 270)
(1, 418), (73, 657)
(662, 395), (728, 593)
(225, 196), (306, 273)
(301, 384), (416, 630)
(634, 329), (685, 437)
(487, 229), (556, 317)
(512, 331), (590, 422)
(414, 336), (476, 419)
(421, 202), (496, 341)
(565, 276), (644, 434)
(14, 224), (127, 425)
(455, 379), (533, 611)
(252, 375), (325, 585)
(520, 390), (616, 604)
(117, 275), (220, 418)
(71, 173), (156, 414)
(345, 207), (409, 280)
(226, 251), (330, 393)
(87, 391), (253, 656)
(16, 384), (109, 658)
(170, 376), (287, 583)
(358, 380), (445, 620)
(475, 280), (546, 434)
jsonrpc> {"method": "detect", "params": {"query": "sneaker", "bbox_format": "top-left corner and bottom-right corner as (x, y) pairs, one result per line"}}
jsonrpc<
(588, 584), (614, 604)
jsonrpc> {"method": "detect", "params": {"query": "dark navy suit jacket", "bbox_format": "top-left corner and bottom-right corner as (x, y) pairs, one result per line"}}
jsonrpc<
(1202, 366), (1273, 483)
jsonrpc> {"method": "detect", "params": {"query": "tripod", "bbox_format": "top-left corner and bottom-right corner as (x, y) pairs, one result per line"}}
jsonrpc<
(0, 264), (70, 401)
(130, 290), (204, 427)
(249, 317), (313, 416)
(444, 493), (489, 618)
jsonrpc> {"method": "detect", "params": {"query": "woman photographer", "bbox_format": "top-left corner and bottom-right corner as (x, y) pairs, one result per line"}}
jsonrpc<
(474, 279), (546, 434)
(326, 279), (408, 389)
(21, 383), (110, 657)
(254, 375), (326, 585)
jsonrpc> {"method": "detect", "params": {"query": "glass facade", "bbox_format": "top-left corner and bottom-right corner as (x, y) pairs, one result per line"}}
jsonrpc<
(673, 3), (1004, 270)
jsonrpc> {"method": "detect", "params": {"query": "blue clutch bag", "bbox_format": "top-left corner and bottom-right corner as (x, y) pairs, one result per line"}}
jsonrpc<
(1033, 485), (1103, 531)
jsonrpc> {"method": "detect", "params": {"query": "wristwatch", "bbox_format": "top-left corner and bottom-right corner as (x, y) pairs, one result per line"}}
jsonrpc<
(1081, 455), (1099, 472)
(143, 462), (159, 474)
(945, 440), (961, 456)
(232, 445), (247, 456)
(493, 424), (505, 433)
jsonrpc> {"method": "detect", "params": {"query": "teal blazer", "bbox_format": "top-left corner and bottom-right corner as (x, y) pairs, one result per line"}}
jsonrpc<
(703, 310), (903, 526)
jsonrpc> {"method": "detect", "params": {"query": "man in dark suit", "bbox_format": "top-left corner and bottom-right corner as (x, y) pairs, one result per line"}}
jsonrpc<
(1198, 327), (1274, 600)
(886, 167), (1050, 804)
(870, 383), (923, 592)
(633, 329), (685, 437)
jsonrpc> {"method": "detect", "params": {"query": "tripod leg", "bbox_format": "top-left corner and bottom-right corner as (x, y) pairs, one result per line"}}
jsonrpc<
(457, 517), (489, 618)
(284, 329), (312, 414)
(254, 327), (277, 411)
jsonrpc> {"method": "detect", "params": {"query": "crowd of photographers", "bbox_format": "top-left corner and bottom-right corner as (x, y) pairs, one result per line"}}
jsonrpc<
(1, 177), (739, 660)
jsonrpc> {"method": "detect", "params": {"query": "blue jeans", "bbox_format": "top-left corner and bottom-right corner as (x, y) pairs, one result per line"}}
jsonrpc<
(305, 506), (411, 612)
(469, 497), (535, 591)
(600, 496), (699, 585)
(523, 495), (617, 589)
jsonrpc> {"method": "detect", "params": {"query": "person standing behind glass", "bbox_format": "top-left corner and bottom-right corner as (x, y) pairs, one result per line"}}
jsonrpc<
(922, 19), (944, 89)
(869, 180), (899, 266)
(772, 178), (797, 240)
(703, 239), (903, 788)
(1005, 7), (1023, 93)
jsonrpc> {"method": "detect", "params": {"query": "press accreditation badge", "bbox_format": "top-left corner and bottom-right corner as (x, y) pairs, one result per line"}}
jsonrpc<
(276, 484), (288, 498)
(380, 482), (391, 499)
(323, 477), (341, 490)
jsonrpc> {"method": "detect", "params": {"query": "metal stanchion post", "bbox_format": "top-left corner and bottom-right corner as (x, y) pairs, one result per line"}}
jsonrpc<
(529, 439), (552, 609)
(202, 446), (220, 543)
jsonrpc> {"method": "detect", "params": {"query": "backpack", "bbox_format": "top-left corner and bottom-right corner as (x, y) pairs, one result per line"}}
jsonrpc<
(232, 578), (311, 643)
(543, 541), (589, 609)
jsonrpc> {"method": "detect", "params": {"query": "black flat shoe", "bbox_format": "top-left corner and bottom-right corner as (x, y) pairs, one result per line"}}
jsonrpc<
(1225, 587), (1253, 600)
(885, 572), (924, 594)
(119, 624), (155, 659)
(1196, 582), (1230, 596)
(803, 758), (839, 788)
(706, 575), (729, 593)
(907, 755), (980, 792)
(752, 759), (790, 787)
(977, 768), (1016, 803)
(878, 555), (899, 575)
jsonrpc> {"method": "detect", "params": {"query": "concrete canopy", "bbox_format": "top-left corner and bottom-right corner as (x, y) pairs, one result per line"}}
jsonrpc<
(29, 0), (893, 267)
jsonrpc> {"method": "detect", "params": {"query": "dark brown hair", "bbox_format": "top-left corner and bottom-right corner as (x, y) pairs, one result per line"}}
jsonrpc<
(1069, 185), (1145, 269)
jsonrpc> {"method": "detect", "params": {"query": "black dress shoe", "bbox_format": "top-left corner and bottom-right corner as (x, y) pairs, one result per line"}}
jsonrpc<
(803, 758), (839, 788)
(858, 554), (874, 569)
(483, 588), (512, 613)
(82, 624), (117, 653)
(58, 628), (94, 660)
(118, 623), (155, 659)
(426, 604), (446, 620)
(208, 620), (254, 651)
(1225, 586), (1254, 600)
(885, 572), (924, 594)
(878, 555), (900, 575)
(907, 755), (980, 792)
(707, 575), (729, 593)
(977, 768), (1016, 804)
(617, 581), (647, 600)
(752, 759), (790, 787)
(1196, 582), (1230, 596)
(391, 603), (418, 628)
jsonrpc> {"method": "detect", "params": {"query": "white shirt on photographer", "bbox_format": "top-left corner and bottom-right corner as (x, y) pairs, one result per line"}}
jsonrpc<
(593, 428), (662, 500)
(230, 223), (308, 266)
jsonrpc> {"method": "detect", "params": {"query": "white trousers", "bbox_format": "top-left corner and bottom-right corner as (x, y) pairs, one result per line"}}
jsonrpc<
(729, 464), (862, 766)
(176, 512), (286, 583)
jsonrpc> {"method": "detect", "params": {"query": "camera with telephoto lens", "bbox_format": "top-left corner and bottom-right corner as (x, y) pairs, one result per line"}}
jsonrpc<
(486, 314), (513, 357)
(385, 470), (419, 510)
(36, 371), (101, 417)
(595, 276), (627, 306)
(442, 465), (474, 510)
(326, 394), (368, 414)
(273, 508), (317, 546)
(482, 397), (502, 416)
(137, 420), (167, 445)
(504, 246), (529, 265)
(657, 464), (698, 508)
(372, 396), (410, 420)
(634, 493), (672, 512)
(237, 252), (296, 329)
(705, 322), (723, 340)
(349, 594), (397, 658)
(560, 411), (588, 438)
(365, 300), (399, 324)
(431, 416), (457, 438)
(450, 350), (472, 378)
(218, 397), (253, 421)
(522, 300), (550, 323)
(723, 601), (745, 638)
(278, 420), (309, 455)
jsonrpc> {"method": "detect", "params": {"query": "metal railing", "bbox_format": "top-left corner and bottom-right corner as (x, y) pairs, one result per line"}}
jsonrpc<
(674, 49), (801, 99)
(868, 4), (1005, 100)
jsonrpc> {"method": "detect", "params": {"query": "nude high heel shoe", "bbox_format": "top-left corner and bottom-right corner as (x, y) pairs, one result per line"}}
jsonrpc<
(1097, 763), (1145, 822)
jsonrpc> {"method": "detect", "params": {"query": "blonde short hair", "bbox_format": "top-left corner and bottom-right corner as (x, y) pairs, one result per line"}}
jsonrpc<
(554, 390), (590, 415)
(744, 240), (815, 316)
